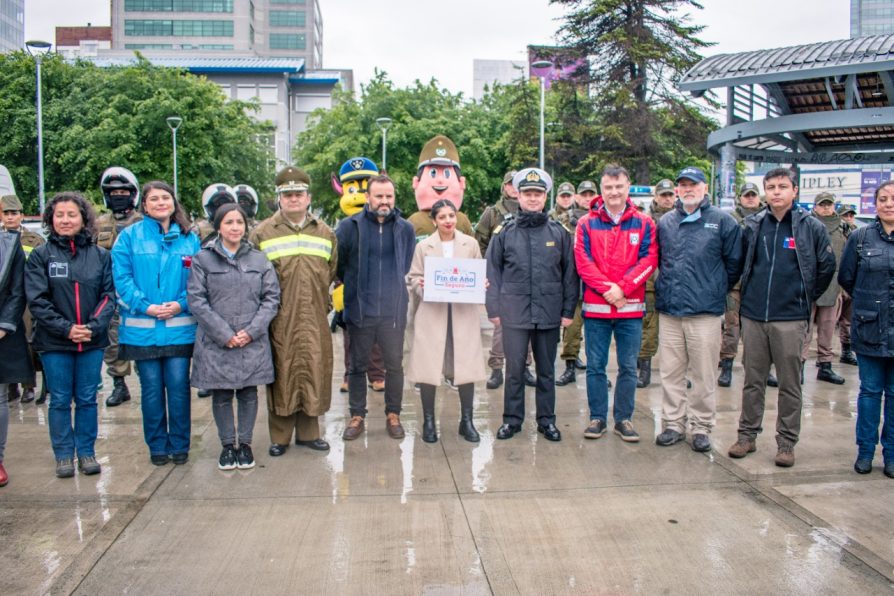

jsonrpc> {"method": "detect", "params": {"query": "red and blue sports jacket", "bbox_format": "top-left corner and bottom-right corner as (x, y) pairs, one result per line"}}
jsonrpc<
(574, 197), (658, 319)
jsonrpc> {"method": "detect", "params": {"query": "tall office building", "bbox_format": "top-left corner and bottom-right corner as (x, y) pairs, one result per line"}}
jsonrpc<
(0, 0), (24, 53)
(851, 0), (894, 37)
(111, 0), (322, 68)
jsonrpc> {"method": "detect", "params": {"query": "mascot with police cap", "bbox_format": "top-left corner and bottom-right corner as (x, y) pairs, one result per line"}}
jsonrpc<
(409, 135), (475, 241)
(249, 166), (337, 456)
(97, 167), (143, 407)
(195, 183), (237, 245)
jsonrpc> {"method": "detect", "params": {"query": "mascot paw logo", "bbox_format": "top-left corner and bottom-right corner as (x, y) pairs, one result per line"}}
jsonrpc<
(350, 159), (365, 170)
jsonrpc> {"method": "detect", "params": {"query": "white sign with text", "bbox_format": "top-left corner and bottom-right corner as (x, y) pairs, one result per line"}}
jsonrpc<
(423, 256), (487, 304)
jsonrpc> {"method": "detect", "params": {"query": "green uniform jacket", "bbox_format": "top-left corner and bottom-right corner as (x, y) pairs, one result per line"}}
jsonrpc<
(474, 196), (520, 256)
(408, 210), (474, 242)
(96, 210), (143, 250)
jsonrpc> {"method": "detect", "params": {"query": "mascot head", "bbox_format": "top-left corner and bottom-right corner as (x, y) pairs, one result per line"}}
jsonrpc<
(332, 157), (379, 216)
(412, 135), (465, 211)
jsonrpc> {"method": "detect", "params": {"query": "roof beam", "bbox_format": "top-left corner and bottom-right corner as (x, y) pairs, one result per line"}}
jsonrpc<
(823, 78), (840, 110)
(881, 71), (894, 107)
(679, 60), (894, 92)
(722, 145), (894, 165)
(763, 83), (816, 152)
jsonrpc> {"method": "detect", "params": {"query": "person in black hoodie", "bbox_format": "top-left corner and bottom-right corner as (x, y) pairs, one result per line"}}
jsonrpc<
(25, 192), (115, 479)
(728, 168), (835, 468)
(486, 168), (578, 442)
(336, 175), (415, 441)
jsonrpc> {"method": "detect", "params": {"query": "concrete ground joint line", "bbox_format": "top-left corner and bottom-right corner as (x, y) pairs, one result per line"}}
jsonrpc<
(440, 433), (497, 595)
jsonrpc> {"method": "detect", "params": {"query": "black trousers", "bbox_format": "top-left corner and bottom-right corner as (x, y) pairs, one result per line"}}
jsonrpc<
(502, 325), (560, 426)
(346, 319), (405, 417)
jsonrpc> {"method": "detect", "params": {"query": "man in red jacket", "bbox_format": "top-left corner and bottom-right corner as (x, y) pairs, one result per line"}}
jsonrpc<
(574, 164), (658, 442)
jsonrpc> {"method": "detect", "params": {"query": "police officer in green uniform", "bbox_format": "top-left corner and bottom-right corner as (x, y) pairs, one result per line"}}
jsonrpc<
(717, 182), (765, 387)
(475, 171), (535, 389)
(636, 179), (675, 388)
(837, 204), (858, 366)
(549, 182), (576, 224)
(1, 194), (45, 403)
(97, 167), (143, 406)
(556, 181), (596, 386)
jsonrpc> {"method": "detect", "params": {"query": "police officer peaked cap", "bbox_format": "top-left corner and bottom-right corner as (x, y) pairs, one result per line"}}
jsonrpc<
(275, 166), (311, 193)
(418, 135), (460, 168)
(339, 157), (379, 183)
(513, 168), (552, 193)
(0, 194), (23, 211)
(557, 182), (575, 196)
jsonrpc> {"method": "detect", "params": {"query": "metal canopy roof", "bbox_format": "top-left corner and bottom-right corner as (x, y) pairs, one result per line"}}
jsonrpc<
(85, 55), (306, 75)
(679, 35), (894, 164)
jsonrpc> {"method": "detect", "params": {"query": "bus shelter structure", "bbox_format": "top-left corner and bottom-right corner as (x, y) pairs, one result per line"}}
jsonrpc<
(678, 34), (894, 201)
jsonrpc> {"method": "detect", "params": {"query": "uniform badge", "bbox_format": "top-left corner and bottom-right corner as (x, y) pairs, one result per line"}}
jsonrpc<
(783, 237), (797, 249)
(351, 159), (364, 170)
(526, 170), (541, 183)
(629, 233), (640, 245)
(436, 148), (447, 157)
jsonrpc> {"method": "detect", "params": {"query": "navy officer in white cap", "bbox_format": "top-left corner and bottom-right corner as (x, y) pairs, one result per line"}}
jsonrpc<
(485, 167), (579, 441)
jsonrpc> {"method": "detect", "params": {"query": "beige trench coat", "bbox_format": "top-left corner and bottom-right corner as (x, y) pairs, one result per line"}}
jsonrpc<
(406, 231), (487, 386)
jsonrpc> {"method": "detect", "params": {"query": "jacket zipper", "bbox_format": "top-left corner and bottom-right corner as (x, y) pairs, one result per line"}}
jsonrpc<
(70, 239), (84, 352)
(764, 221), (780, 322)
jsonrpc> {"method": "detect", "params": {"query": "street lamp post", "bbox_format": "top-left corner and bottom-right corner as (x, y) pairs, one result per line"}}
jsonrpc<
(26, 40), (52, 215)
(531, 60), (554, 208)
(166, 116), (183, 199)
(375, 117), (392, 171)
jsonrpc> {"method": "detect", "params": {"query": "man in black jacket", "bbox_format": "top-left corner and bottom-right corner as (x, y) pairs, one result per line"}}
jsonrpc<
(486, 168), (578, 442)
(336, 175), (416, 441)
(728, 167), (836, 467)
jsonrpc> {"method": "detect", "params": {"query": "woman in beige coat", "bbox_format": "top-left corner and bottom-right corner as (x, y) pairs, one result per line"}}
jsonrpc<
(407, 199), (487, 443)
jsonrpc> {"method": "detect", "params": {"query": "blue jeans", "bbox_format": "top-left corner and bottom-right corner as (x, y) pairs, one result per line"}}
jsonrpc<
(41, 349), (104, 459)
(584, 317), (642, 422)
(136, 357), (191, 457)
(855, 354), (894, 463)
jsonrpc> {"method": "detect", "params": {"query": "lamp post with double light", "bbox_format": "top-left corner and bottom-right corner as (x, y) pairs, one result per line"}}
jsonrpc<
(26, 40), (52, 215)
(375, 117), (392, 171)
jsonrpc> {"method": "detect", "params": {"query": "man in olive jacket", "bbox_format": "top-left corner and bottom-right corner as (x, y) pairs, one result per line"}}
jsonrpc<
(728, 167), (836, 468)
(486, 168), (578, 442)
(250, 166), (337, 457)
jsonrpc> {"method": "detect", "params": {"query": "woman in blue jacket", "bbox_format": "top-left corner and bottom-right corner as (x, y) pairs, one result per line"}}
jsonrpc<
(838, 180), (894, 478)
(25, 192), (115, 479)
(112, 181), (200, 466)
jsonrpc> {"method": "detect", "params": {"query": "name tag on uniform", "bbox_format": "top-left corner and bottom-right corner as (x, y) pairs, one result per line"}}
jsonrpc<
(704, 223), (718, 230)
(49, 262), (69, 278)
(783, 237), (797, 249)
(546, 241), (556, 247)
(629, 233), (640, 245)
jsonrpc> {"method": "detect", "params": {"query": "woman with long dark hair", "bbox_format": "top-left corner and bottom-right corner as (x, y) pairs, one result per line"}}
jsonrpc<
(25, 192), (115, 478)
(112, 181), (200, 466)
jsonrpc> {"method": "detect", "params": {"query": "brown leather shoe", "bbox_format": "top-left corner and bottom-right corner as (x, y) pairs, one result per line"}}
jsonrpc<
(369, 380), (385, 392)
(339, 381), (348, 393)
(386, 413), (405, 439)
(342, 416), (365, 441)
(727, 438), (756, 458)
(775, 445), (795, 467)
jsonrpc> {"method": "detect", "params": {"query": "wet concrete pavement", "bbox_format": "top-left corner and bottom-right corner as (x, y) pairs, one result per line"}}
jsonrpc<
(3, 330), (893, 594)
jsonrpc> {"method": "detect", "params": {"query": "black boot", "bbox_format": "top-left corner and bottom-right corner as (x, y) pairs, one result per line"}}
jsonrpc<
(20, 386), (35, 404)
(574, 357), (587, 370)
(420, 385), (437, 443)
(636, 358), (651, 388)
(556, 361), (576, 386)
(486, 368), (503, 390)
(766, 373), (778, 387)
(457, 385), (479, 442)
(7, 384), (19, 402)
(817, 362), (845, 385)
(105, 376), (131, 407)
(197, 389), (211, 398)
(717, 359), (733, 388)
(839, 343), (858, 366)
(800, 361), (805, 385)
(36, 372), (48, 405)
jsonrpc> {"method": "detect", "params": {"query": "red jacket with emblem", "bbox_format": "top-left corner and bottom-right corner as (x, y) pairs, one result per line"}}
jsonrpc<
(574, 197), (658, 319)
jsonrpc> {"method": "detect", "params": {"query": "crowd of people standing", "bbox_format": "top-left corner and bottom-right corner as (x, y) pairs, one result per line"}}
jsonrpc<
(0, 154), (892, 489)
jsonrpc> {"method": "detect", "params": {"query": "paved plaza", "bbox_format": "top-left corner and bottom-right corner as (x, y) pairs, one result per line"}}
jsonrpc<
(3, 328), (893, 595)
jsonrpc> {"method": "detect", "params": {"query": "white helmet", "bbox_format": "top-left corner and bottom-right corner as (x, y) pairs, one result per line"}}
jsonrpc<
(234, 184), (259, 218)
(100, 167), (140, 211)
(201, 183), (236, 220)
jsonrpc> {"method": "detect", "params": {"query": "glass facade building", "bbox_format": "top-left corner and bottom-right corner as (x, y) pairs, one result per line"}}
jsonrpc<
(111, 0), (322, 66)
(0, 0), (24, 53)
(851, 0), (894, 37)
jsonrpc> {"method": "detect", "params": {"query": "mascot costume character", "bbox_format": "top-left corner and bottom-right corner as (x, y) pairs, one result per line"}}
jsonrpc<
(409, 135), (475, 240)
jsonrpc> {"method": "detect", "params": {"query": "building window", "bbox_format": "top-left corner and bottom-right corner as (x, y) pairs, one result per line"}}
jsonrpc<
(270, 0), (305, 4)
(258, 85), (278, 104)
(125, 43), (174, 49)
(124, 19), (234, 36)
(269, 33), (306, 49)
(237, 85), (257, 101)
(124, 0), (234, 12)
(270, 10), (305, 27)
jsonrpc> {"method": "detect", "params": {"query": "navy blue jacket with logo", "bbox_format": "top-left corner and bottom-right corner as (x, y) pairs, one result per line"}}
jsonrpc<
(25, 231), (115, 353)
(655, 197), (743, 317)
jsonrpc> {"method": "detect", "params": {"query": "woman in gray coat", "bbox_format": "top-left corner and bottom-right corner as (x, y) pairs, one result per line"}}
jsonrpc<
(188, 204), (280, 471)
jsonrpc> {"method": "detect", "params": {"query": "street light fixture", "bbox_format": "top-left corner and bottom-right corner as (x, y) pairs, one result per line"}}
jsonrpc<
(166, 116), (183, 199)
(375, 117), (392, 171)
(26, 40), (52, 215)
(532, 59), (554, 208)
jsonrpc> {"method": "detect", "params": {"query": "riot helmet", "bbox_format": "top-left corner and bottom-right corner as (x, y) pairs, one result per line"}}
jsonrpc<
(234, 184), (259, 219)
(201, 183), (237, 220)
(100, 167), (140, 213)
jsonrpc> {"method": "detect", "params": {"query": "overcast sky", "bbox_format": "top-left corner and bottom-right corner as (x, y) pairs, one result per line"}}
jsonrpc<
(25, 0), (850, 96)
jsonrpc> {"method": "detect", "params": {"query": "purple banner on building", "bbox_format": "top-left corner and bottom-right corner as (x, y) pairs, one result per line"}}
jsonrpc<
(528, 46), (588, 89)
(862, 171), (883, 215)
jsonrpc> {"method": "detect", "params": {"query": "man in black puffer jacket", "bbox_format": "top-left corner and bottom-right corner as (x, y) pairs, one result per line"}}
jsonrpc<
(486, 168), (578, 442)
(728, 167), (836, 468)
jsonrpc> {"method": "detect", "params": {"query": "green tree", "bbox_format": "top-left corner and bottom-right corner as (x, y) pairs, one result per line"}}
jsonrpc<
(551, 0), (716, 182)
(0, 52), (274, 216)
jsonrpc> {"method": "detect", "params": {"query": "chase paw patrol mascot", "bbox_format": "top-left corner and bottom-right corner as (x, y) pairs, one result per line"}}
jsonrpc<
(332, 157), (379, 217)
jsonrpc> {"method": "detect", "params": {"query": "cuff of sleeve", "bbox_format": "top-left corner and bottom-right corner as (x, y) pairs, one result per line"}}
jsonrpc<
(0, 322), (15, 333)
